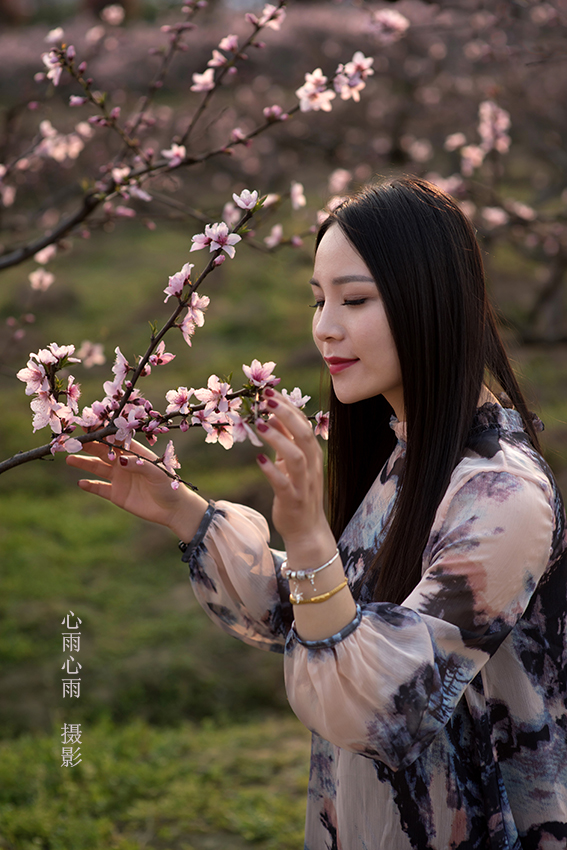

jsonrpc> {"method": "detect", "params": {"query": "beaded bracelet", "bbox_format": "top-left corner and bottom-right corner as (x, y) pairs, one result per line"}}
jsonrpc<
(281, 549), (340, 588)
(290, 578), (349, 605)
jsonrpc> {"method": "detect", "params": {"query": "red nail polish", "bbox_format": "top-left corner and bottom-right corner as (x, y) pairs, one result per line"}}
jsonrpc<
(264, 387), (275, 397)
(257, 454), (267, 464)
(119, 456), (128, 466)
(256, 421), (269, 433)
(267, 399), (278, 408)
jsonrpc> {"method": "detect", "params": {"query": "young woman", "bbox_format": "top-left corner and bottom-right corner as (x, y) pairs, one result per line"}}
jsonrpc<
(67, 177), (567, 849)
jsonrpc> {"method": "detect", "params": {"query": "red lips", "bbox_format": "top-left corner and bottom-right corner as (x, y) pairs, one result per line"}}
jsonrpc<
(324, 356), (359, 375)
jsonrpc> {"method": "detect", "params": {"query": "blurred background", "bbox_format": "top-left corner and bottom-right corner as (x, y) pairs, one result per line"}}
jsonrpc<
(1, 0), (567, 847)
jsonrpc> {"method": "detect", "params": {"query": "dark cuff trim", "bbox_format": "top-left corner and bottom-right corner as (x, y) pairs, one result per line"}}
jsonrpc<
(293, 603), (362, 649)
(179, 501), (216, 562)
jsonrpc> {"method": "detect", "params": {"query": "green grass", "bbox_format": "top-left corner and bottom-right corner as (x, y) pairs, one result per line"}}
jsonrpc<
(0, 715), (311, 850)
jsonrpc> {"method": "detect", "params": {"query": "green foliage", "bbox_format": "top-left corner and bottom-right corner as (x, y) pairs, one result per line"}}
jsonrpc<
(0, 715), (310, 849)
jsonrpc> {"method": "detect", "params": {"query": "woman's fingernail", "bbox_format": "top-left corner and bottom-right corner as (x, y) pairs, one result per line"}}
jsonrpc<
(119, 456), (128, 467)
(256, 421), (269, 433)
(267, 399), (278, 408)
(257, 454), (267, 464)
(264, 388), (275, 397)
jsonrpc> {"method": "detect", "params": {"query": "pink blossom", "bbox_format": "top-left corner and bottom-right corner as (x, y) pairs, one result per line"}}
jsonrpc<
(222, 201), (241, 227)
(444, 132), (467, 152)
(77, 405), (105, 429)
(191, 407), (216, 436)
(213, 255), (225, 266)
(161, 143), (186, 167)
(111, 346), (129, 384)
(114, 408), (144, 448)
(127, 184), (152, 202)
(41, 51), (63, 86)
(208, 50), (227, 68)
(190, 232), (211, 252)
(66, 376), (81, 413)
(161, 439), (181, 477)
(282, 387), (310, 408)
(202, 413), (234, 450)
(1, 184), (16, 207)
(290, 181), (306, 210)
(296, 69), (336, 113)
(179, 314), (197, 346)
(194, 374), (232, 413)
(30, 390), (62, 432)
(242, 359), (279, 388)
(16, 359), (48, 395)
(328, 169), (351, 194)
(149, 340), (175, 367)
(45, 27), (64, 44)
(505, 200), (536, 221)
(29, 268), (55, 292)
(258, 3), (286, 30)
(191, 68), (215, 92)
(69, 96), (87, 107)
(233, 188), (258, 210)
(219, 34), (238, 52)
(112, 166), (130, 184)
(314, 411), (329, 440)
(101, 4), (125, 25)
(50, 435), (83, 455)
(263, 104), (288, 122)
(165, 386), (194, 415)
(228, 412), (263, 447)
(264, 223), (283, 248)
(34, 244), (57, 264)
(478, 100), (511, 155)
(481, 207), (509, 228)
(45, 343), (80, 364)
(460, 144), (485, 176)
(190, 222), (241, 258)
(334, 52), (374, 102)
(187, 291), (210, 326)
(230, 127), (248, 144)
(163, 261), (194, 302)
(77, 340), (106, 368)
(371, 9), (410, 45)
(115, 205), (136, 218)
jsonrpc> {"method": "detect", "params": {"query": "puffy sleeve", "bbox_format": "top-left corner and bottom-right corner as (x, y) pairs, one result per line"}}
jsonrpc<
(181, 500), (293, 653)
(284, 467), (555, 771)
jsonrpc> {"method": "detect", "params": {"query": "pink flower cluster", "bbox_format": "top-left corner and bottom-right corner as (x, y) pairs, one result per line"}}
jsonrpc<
(333, 52), (374, 103)
(296, 52), (373, 113)
(370, 9), (410, 46)
(16, 344), (83, 454)
(447, 101), (512, 177)
(190, 221), (242, 259)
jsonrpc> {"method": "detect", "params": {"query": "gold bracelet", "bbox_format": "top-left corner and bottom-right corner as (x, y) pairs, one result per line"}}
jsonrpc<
(290, 578), (349, 605)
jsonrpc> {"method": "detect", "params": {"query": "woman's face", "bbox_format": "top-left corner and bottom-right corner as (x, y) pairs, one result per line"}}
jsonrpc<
(311, 225), (404, 419)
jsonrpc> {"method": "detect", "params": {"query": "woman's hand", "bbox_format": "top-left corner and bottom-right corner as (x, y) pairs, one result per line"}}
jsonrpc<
(66, 439), (208, 541)
(255, 389), (336, 561)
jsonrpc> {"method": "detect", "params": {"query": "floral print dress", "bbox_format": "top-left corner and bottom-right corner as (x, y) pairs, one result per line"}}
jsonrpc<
(180, 404), (567, 849)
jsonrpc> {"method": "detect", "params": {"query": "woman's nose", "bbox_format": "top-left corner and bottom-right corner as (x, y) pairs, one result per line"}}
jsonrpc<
(313, 305), (344, 342)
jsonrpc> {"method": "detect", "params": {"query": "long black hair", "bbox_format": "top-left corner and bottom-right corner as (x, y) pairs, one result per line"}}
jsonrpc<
(318, 177), (540, 605)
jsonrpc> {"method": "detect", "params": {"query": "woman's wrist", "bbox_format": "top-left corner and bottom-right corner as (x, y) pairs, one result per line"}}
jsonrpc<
(166, 486), (209, 543)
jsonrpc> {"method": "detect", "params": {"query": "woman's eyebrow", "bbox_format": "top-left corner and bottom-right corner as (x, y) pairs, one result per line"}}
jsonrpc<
(309, 274), (375, 287)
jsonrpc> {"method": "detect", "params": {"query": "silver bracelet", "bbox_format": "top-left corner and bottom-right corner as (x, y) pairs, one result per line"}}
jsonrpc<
(281, 549), (340, 588)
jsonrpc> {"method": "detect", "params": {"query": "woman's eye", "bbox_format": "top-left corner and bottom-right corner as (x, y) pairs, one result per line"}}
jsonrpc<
(343, 298), (367, 306)
(309, 301), (324, 309)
